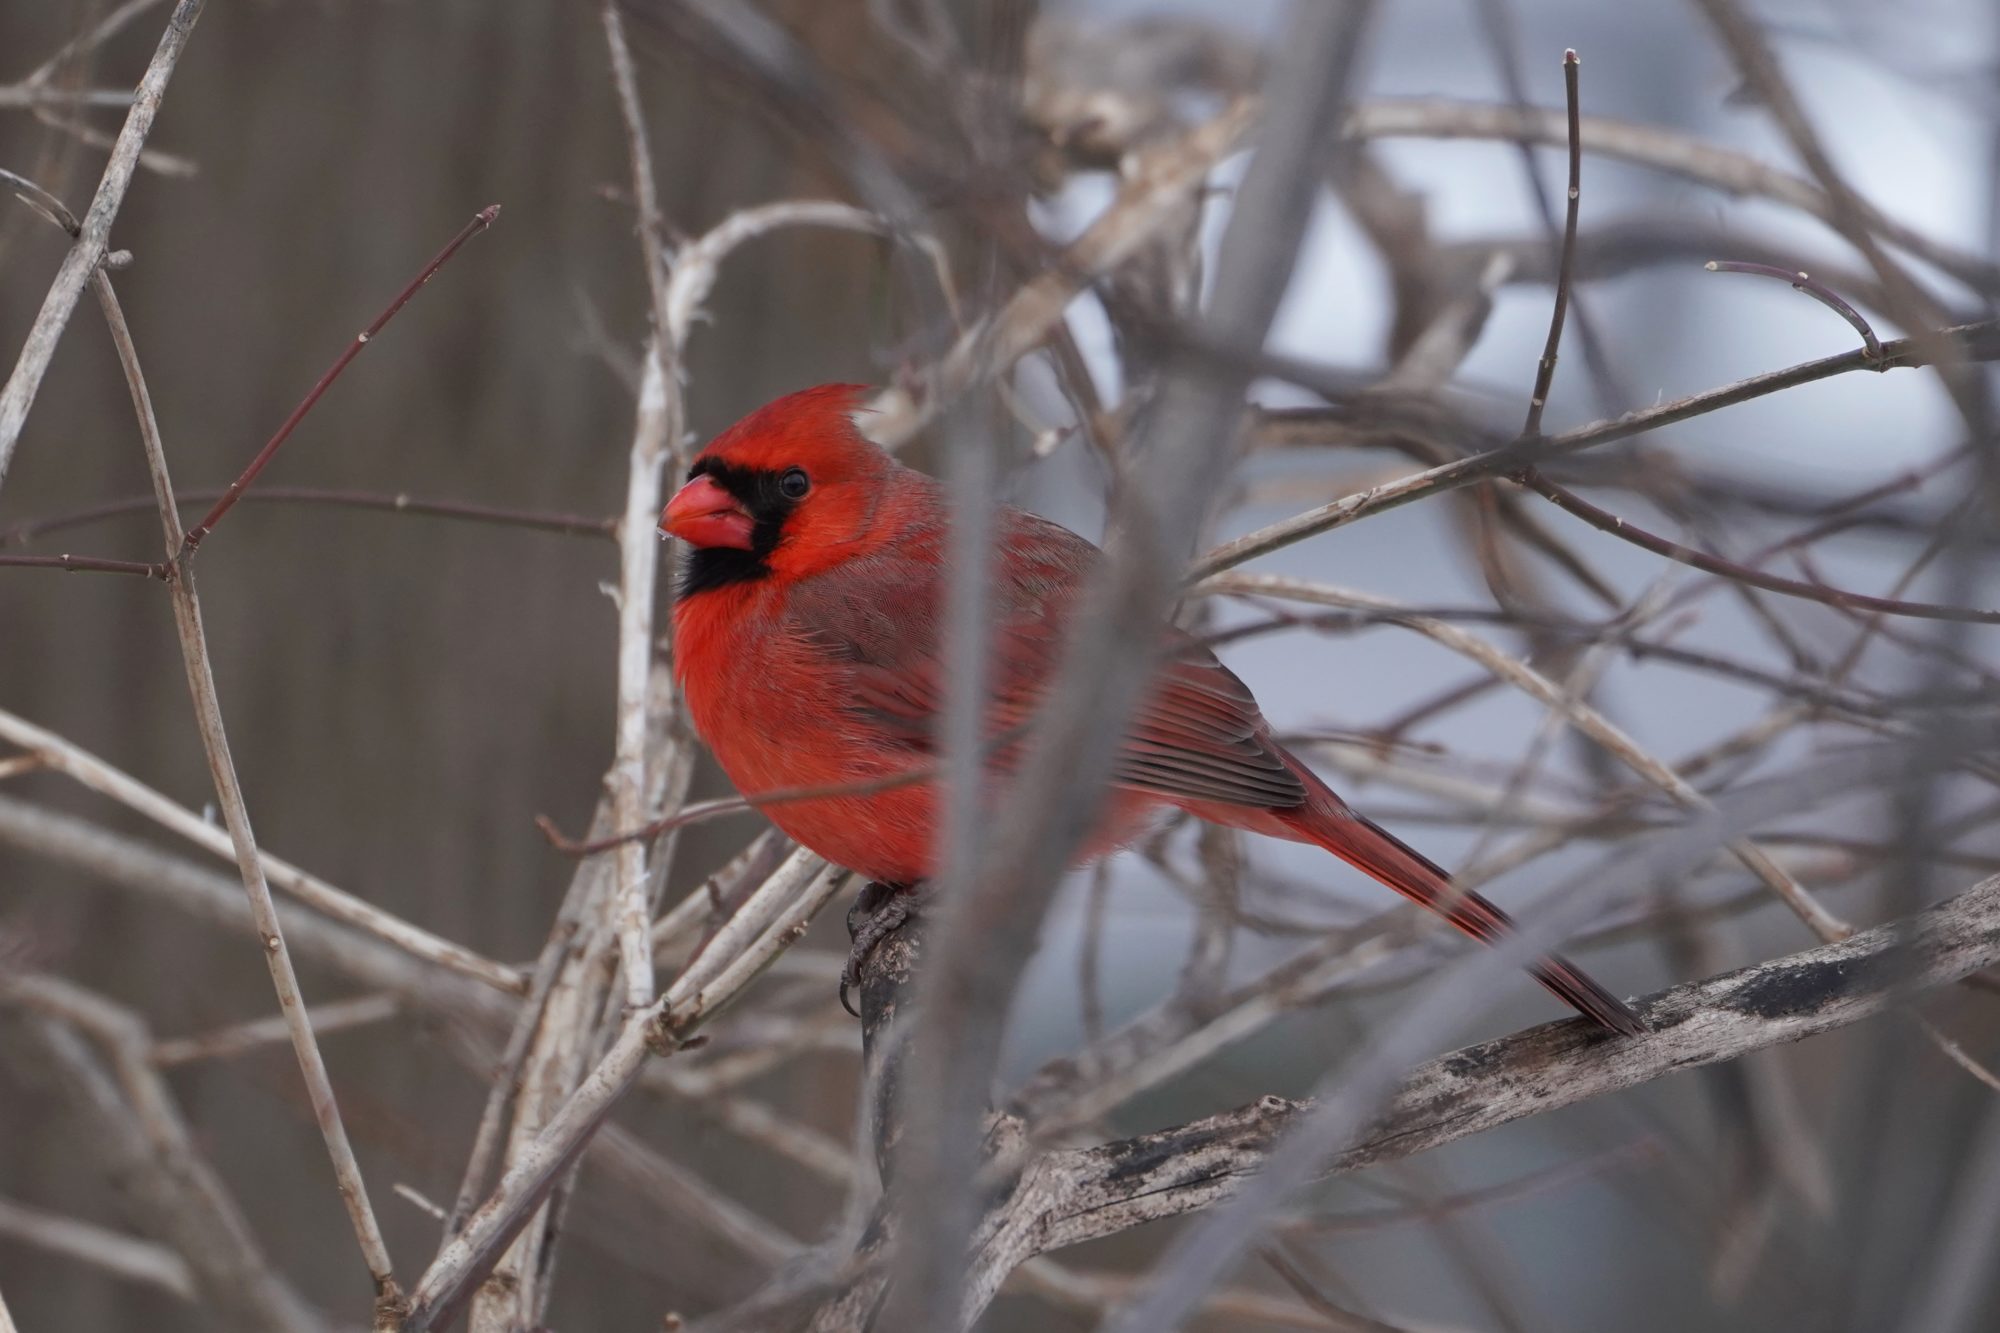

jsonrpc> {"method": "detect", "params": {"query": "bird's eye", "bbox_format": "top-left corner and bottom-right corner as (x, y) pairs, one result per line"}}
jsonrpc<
(778, 467), (810, 500)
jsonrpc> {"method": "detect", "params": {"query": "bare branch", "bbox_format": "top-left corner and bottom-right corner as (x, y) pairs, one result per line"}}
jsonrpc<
(1518, 49), (1581, 439)
(0, 991), (322, 1333)
(1344, 98), (1996, 293)
(0, 0), (205, 496)
(0, 709), (527, 995)
(403, 852), (845, 1330)
(602, 1), (678, 1021)
(182, 205), (501, 551)
(1194, 317), (2000, 579)
(1707, 259), (1883, 360)
(0, 485), (615, 547)
(1028, 872), (2000, 1249)
(0, 1195), (194, 1302)
(149, 993), (399, 1067)
(94, 247), (402, 1308)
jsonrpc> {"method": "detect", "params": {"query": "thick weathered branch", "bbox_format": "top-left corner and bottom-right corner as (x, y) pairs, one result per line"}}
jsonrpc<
(822, 874), (2000, 1329)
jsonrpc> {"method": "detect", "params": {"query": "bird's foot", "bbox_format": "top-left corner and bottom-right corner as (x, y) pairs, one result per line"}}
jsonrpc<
(841, 880), (928, 1017)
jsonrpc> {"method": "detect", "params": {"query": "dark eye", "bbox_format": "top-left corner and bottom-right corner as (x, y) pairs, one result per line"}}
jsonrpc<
(778, 467), (810, 500)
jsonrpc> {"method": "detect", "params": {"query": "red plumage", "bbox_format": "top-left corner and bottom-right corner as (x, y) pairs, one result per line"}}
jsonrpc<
(664, 385), (1641, 1036)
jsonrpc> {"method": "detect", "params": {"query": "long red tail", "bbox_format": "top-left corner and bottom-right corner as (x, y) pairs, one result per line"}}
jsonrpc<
(1278, 804), (1643, 1036)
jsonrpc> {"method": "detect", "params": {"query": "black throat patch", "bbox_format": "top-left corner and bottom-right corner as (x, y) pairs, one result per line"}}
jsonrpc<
(677, 458), (801, 598)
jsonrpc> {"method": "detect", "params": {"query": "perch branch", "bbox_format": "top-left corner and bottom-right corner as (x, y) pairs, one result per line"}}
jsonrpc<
(810, 873), (2000, 1329)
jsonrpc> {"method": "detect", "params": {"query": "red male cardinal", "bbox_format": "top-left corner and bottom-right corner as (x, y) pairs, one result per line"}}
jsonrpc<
(662, 385), (1642, 1035)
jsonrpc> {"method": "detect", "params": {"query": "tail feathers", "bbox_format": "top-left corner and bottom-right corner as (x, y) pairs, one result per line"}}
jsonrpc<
(1284, 805), (1643, 1036)
(1530, 955), (1647, 1038)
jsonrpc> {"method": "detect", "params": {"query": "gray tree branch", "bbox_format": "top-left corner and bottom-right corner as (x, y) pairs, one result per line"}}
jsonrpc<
(828, 872), (2000, 1329)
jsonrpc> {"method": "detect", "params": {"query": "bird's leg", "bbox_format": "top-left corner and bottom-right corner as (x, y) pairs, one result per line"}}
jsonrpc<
(841, 879), (930, 1017)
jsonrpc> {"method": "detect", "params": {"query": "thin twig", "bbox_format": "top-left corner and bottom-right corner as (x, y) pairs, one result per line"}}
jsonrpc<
(150, 993), (399, 1066)
(537, 736), (1031, 856)
(0, 166), (82, 234)
(1343, 98), (1997, 293)
(0, 709), (526, 994)
(1194, 316), (2000, 579)
(18, 0), (171, 90)
(0, 551), (167, 578)
(0, 1195), (194, 1302)
(1520, 474), (2000, 623)
(1, 485), (616, 547)
(1707, 259), (1883, 360)
(181, 205), (502, 551)
(1519, 49), (1581, 438)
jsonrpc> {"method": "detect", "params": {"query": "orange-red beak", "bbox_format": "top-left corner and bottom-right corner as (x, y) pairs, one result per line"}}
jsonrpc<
(660, 474), (754, 550)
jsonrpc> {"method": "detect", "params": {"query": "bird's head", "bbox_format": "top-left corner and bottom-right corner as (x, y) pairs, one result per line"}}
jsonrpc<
(660, 384), (895, 594)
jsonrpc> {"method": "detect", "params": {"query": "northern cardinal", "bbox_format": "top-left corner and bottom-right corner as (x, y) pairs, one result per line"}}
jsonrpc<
(661, 385), (1641, 1035)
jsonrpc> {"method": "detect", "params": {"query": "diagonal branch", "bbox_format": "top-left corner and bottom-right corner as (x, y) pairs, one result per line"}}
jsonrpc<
(1001, 872), (2000, 1260)
(1194, 316), (2000, 580)
(0, 984), (323, 1333)
(801, 873), (2000, 1330)
(0, 0), (205, 496)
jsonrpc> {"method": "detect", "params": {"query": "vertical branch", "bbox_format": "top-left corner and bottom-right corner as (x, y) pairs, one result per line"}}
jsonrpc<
(607, 341), (674, 1014)
(603, 0), (684, 1015)
(451, 20), (695, 1298)
(1519, 49), (1580, 440)
(91, 271), (402, 1314)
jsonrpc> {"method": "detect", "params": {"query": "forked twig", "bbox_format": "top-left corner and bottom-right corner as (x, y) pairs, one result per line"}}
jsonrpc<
(1506, 66), (1997, 627)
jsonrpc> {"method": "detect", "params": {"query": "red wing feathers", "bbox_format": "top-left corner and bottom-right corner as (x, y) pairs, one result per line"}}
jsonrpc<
(781, 511), (1306, 812)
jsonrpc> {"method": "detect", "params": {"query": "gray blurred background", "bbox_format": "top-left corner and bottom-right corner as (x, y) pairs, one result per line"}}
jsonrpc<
(3, 1), (1998, 1329)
